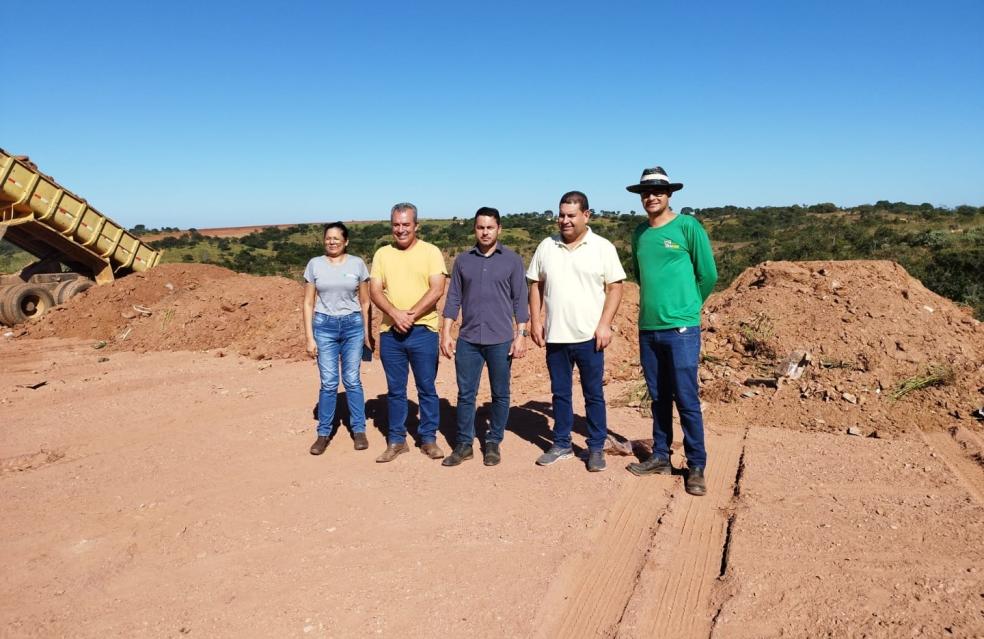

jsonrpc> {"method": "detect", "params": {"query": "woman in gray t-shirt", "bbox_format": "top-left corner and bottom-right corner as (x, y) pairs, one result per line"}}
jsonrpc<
(303, 222), (372, 455)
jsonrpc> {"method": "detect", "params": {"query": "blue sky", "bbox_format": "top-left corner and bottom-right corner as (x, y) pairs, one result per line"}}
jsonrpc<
(3, 0), (982, 229)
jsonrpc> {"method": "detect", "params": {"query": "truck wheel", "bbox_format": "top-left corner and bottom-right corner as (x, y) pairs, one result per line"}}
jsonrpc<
(0, 286), (15, 326)
(1, 284), (56, 324)
(53, 277), (95, 305)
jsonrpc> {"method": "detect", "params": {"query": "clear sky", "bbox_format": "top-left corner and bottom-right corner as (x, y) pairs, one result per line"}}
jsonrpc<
(3, 0), (982, 229)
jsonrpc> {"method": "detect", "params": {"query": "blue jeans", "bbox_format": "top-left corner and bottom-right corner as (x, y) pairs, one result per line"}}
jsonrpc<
(313, 311), (366, 436)
(639, 326), (707, 468)
(379, 326), (440, 445)
(545, 339), (608, 452)
(454, 338), (512, 446)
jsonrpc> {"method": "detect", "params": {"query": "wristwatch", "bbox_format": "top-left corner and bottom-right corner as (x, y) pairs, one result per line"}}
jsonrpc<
(518, 329), (529, 337)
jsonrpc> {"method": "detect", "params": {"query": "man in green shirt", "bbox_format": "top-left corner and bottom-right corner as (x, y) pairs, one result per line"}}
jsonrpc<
(625, 167), (717, 496)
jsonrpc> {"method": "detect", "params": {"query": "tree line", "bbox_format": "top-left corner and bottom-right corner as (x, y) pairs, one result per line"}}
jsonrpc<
(1, 202), (981, 318)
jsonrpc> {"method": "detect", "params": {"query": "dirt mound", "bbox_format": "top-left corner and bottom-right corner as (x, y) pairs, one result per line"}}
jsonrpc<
(706, 260), (979, 373)
(695, 260), (983, 435)
(24, 263), (646, 376)
(22, 260), (984, 436)
(26, 264), (307, 360)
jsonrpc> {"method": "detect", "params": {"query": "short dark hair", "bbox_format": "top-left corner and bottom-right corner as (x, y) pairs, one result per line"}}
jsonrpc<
(559, 191), (589, 213)
(323, 221), (349, 241)
(474, 207), (501, 225)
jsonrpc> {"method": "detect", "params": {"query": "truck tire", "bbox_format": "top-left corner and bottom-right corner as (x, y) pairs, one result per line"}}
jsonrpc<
(1, 284), (56, 324)
(53, 277), (95, 305)
(0, 286), (16, 326)
(0, 284), (24, 326)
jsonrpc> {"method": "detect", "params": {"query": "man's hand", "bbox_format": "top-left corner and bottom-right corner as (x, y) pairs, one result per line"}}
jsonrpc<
(306, 338), (318, 358)
(440, 333), (456, 359)
(390, 309), (415, 333)
(594, 281), (623, 351)
(440, 321), (455, 359)
(509, 335), (527, 359)
(364, 333), (375, 352)
(594, 324), (614, 351)
(530, 321), (545, 348)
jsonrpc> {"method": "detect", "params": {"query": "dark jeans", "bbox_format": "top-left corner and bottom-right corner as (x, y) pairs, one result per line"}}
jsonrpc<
(639, 326), (707, 468)
(454, 338), (512, 446)
(545, 339), (608, 452)
(379, 326), (440, 445)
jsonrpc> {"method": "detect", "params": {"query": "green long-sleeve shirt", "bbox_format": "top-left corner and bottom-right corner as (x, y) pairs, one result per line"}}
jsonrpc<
(632, 215), (718, 330)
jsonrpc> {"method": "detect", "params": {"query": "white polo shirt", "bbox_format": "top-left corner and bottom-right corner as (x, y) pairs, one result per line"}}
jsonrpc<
(526, 227), (626, 343)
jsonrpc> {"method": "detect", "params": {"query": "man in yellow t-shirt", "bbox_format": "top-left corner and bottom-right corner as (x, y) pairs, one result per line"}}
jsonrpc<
(369, 202), (448, 463)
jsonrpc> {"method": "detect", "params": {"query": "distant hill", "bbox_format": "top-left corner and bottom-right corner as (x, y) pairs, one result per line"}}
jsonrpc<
(3, 203), (981, 318)
(139, 224), (303, 242)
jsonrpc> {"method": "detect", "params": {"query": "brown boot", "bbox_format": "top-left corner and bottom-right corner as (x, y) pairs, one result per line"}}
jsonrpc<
(375, 442), (409, 463)
(420, 442), (445, 459)
(309, 436), (329, 456)
(353, 432), (369, 451)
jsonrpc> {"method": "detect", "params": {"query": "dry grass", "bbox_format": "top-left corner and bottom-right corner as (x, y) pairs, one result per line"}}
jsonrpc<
(613, 380), (653, 418)
(890, 364), (956, 400)
(739, 313), (776, 359)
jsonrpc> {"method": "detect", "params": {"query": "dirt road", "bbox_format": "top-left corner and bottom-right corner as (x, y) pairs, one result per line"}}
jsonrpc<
(2, 335), (982, 638)
(3, 259), (984, 637)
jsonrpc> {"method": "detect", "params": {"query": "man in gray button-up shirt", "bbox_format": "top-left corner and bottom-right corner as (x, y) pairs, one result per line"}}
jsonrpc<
(440, 207), (529, 467)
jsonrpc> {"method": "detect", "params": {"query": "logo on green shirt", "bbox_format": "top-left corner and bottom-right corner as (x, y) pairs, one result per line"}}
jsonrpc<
(663, 239), (682, 249)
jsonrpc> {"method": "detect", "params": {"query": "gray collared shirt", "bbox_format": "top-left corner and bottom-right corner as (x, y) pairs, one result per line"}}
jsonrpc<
(443, 243), (529, 345)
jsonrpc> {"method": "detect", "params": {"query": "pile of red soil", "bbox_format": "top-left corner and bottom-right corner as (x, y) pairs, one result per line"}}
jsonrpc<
(22, 260), (984, 436)
(696, 260), (983, 435)
(25, 263), (645, 380)
(26, 264), (307, 360)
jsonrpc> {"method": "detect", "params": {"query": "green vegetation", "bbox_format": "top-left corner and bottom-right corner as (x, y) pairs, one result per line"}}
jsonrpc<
(2, 201), (982, 318)
(696, 201), (984, 318)
(128, 224), (183, 236)
(0, 236), (30, 274)
(890, 364), (956, 400)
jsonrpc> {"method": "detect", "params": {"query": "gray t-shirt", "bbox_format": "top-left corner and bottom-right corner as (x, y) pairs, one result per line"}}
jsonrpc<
(303, 255), (370, 316)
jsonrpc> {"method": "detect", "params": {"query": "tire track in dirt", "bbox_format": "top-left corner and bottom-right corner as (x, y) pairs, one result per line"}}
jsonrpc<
(920, 426), (984, 505)
(530, 474), (673, 638)
(530, 427), (746, 639)
(0, 448), (66, 476)
(948, 425), (984, 465)
(615, 427), (746, 639)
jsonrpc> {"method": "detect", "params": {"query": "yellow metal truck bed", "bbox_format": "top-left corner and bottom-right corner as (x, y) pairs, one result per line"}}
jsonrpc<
(0, 148), (162, 283)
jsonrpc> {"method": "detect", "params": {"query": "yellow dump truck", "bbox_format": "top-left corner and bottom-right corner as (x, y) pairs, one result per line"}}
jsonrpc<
(0, 148), (162, 325)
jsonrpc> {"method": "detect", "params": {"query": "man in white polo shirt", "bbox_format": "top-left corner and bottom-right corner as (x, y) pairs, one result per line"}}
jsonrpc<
(527, 190), (625, 472)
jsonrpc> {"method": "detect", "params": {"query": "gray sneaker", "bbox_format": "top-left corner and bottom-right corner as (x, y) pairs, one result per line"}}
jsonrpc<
(536, 445), (575, 466)
(587, 450), (606, 472)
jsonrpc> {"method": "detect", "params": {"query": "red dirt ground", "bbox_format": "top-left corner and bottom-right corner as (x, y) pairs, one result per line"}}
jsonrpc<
(2, 260), (983, 637)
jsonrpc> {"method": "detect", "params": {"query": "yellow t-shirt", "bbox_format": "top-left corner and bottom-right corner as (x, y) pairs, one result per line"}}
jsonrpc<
(370, 240), (448, 332)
